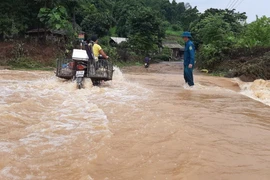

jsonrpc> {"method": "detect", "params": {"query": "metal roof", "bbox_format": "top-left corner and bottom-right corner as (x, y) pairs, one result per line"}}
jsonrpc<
(110, 37), (128, 44)
(163, 42), (184, 49)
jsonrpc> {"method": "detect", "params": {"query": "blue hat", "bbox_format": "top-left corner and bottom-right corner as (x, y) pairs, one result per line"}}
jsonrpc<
(181, 31), (192, 38)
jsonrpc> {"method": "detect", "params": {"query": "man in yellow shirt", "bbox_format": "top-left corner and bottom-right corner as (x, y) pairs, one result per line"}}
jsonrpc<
(91, 35), (109, 61)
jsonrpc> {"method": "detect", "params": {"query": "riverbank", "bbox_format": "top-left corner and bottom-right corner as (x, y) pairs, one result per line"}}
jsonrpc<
(212, 51), (270, 82)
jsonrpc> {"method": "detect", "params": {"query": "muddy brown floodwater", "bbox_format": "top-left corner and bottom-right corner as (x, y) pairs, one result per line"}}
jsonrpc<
(0, 62), (270, 180)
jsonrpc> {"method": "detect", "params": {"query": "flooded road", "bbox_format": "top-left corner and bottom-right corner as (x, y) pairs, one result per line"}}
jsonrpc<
(0, 62), (270, 180)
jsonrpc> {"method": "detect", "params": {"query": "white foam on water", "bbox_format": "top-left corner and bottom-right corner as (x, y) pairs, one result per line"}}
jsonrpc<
(112, 66), (125, 82)
(182, 82), (234, 93)
(1, 167), (21, 180)
(236, 79), (270, 106)
(0, 69), (150, 179)
(0, 142), (18, 153)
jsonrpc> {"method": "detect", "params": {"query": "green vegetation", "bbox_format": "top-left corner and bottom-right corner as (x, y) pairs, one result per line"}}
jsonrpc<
(0, 0), (199, 68)
(113, 61), (143, 68)
(0, 0), (269, 80)
(166, 25), (183, 37)
(189, 8), (270, 80)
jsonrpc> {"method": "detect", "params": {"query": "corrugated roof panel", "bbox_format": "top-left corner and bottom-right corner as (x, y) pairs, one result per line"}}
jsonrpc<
(110, 37), (128, 44)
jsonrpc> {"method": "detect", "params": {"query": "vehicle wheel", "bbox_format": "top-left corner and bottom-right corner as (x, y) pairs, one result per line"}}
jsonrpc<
(92, 80), (100, 86)
(78, 83), (82, 89)
(76, 77), (83, 89)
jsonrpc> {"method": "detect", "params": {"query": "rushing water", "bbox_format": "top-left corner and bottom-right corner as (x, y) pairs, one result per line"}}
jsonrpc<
(238, 79), (270, 106)
(0, 63), (269, 180)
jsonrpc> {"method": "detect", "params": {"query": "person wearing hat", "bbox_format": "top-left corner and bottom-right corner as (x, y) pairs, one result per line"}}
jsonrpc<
(90, 35), (109, 61)
(182, 31), (195, 87)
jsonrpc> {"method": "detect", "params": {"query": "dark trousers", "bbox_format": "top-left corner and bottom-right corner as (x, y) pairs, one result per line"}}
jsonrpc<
(184, 66), (194, 86)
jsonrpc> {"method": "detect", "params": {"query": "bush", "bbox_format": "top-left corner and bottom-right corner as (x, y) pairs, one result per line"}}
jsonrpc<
(216, 49), (270, 81)
(12, 42), (28, 59)
(116, 42), (130, 62)
(8, 42), (44, 69)
(102, 45), (119, 62)
(162, 47), (172, 56)
(171, 24), (181, 31)
(152, 47), (172, 61)
(238, 52), (270, 80)
(153, 54), (170, 61)
(8, 57), (43, 69)
(196, 44), (223, 69)
(239, 16), (270, 48)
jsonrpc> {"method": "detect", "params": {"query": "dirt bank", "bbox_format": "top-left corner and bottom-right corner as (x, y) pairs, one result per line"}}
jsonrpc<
(0, 41), (63, 67)
(216, 51), (270, 82)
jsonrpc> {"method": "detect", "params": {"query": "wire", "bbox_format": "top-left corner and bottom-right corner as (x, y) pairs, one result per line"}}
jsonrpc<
(227, 0), (235, 9)
(228, 0), (238, 9)
(234, 0), (245, 9)
(226, 0), (233, 8)
(228, 0), (240, 9)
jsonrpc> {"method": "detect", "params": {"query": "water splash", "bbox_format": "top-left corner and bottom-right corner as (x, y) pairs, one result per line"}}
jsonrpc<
(0, 69), (149, 180)
(112, 66), (125, 82)
(237, 79), (270, 106)
(182, 82), (234, 93)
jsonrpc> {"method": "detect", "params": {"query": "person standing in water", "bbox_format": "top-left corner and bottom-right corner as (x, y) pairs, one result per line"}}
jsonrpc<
(182, 31), (195, 87)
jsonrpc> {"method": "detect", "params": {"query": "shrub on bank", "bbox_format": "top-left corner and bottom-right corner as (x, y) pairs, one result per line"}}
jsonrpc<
(218, 51), (270, 81)
(8, 57), (43, 69)
(0, 40), (64, 69)
(152, 54), (170, 61)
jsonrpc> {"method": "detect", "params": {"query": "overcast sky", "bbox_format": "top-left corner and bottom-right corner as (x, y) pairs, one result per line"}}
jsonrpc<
(176, 0), (270, 22)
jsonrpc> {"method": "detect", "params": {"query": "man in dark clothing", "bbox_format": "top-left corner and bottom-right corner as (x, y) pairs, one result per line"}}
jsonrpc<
(182, 31), (195, 86)
(144, 56), (150, 68)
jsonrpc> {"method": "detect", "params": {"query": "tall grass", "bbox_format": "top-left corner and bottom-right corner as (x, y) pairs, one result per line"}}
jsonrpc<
(165, 26), (182, 37)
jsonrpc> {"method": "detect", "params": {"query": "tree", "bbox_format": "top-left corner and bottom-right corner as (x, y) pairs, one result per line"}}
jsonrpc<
(0, 0), (41, 39)
(192, 14), (233, 69)
(113, 0), (145, 37)
(81, 11), (113, 37)
(179, 5), (200, 31)
(198, 8), (247, 34)
(196, 15), (231, 45)
(239, 16), (270, 47)
(190, 8), (247, 48)
(38, 6), (72, 30)
(128, 7), (165, 54)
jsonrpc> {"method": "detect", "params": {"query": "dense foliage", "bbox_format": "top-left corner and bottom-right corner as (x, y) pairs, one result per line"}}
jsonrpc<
(0, 0), (199, 49)
(0, 0), (270, 80)
(190, 8), (270, 72)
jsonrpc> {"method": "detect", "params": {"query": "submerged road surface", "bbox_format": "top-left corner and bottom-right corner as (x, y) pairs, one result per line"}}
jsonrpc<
(0, 62), (270, 180)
